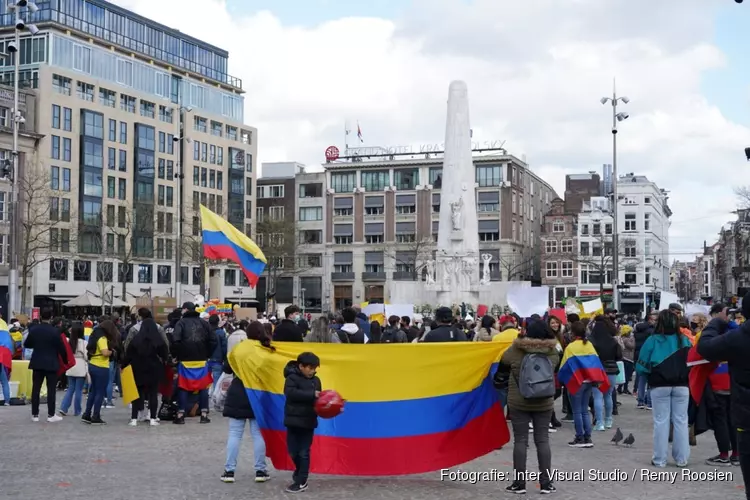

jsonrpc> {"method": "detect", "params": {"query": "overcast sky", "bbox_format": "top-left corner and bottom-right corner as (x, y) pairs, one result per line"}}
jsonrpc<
(114, 0), (750, 262)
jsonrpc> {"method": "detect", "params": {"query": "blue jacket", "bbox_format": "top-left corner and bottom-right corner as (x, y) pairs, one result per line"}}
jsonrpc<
(636, 332), (691, 387)
(209, 327), (227, 364)
(356, 313), (371, 339)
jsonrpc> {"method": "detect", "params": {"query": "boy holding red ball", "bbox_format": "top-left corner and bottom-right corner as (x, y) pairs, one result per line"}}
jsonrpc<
(283, 352), (322, 493)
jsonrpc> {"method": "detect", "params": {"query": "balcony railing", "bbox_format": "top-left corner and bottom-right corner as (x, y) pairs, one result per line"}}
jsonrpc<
(393, 271), (417, 281)
(331, 272), (355, 281)
(362, 272), (386, 281)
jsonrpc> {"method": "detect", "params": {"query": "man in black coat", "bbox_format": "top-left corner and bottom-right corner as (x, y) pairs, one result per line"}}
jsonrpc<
(422, 307), (467, 342)
(172, 302), (217, 424)
(698, 292), (750, 498)
(23, 309), (67, 422)
(273, 305), (304, 342)
(633, 311), (657, 409)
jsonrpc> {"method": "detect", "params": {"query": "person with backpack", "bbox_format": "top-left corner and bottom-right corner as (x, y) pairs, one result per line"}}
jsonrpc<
(381, 316), (408, 343)
(495, 319), (560, 494)
(637, 309), (693, 468)
(336, 307), (367, 343)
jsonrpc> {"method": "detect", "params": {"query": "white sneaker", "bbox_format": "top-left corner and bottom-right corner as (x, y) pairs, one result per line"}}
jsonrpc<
(548, 423), (557, 433)
(150, 418), (160, 426)
(31, 416), (39, 422)
(47, 415), (63, 423)
(128, 419), (138, 426)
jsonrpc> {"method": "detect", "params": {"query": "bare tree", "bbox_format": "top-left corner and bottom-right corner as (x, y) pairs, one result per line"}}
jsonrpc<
(102, 201), (155, 301)
(496, 247), (539, 281)
(379, 236), (436, 280)
(256, 214), (311, 311)
(560, 233), (644, 297)
(17, 170), (76, 310)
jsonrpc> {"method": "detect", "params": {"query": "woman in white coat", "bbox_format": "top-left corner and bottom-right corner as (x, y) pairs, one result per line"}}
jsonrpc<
(58, 323), (88, 416)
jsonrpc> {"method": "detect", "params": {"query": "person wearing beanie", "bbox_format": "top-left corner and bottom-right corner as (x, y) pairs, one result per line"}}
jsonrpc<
(698, 292), (750, 495)
(421, 307), (467, 342)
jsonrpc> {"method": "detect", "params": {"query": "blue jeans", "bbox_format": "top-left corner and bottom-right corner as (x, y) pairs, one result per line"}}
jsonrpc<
(651, 386), (690, 467)
(593, 374), (617, 426)
(570, 382), (593, 438)
(224, 418), (268, 473)
(178, 389), (209, 414)
(105, 361), (118, 403)
(0, 367), (10, 403)
(210, 363), (223, 391)
(85, 364), (109, 418)
(637, 373), (651, 406)
(60, 376), (85, 415)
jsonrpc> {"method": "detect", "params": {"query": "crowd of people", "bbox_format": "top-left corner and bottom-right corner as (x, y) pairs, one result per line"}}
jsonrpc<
(5, 296), (750, 496)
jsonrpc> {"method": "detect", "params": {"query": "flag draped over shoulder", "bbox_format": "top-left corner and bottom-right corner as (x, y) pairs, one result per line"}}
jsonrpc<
(199, 205), (266, 287)
(558, 339), (609, 395)
(0, 319), (12, 377)
(177, 361), (213, 391)
(229, 341), (511, 476)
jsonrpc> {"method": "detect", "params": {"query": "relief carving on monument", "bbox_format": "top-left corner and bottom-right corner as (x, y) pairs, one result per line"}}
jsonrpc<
(425, 260), (436, 285)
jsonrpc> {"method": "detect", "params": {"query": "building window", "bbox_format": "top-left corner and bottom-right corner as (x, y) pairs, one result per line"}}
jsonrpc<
(624, 240), (637, 258)
(257, 185), (284, 198)
(53, 74), (71, 95)
(645, 196), (651, 204)
(76, 81), (94, 101)
(624, 213), (636, 231)
(63, 138), (72, 161)
(605, 223), (613, 235)
(138, 264), (153, 283)
(194, 116), (207, 133)
(644, 213), (651, 231)
(592, 223), (601, 236)
(211, 121), (222, 137)
(561, 261), (573, 278)
(83, 111), (103, 139)
(224, 269), (236, 286)
(140, 100), (155, 118)
(394, 169), (418, 190)
(625, 272), (637, 284)
(299, 207), (323, 221)
(546, 262), (558, 278)
(99, 88), (116, 108)
(553, 220), (564, 232)
(120, 94), (136, 113)
(545, 240), (557, 253)
(120, 121), (127, 144)
(580, 224), (589, 236)
(49, 259), (68, 281)
(395, 194), (416, 214)
(269, 206), (284, 220)
(477, 191), (499, 212)
(561, 239), (573, 253)
(73, 44), (92, 73)
(429, 167), (442, 188)
(159, 105), (173, 123)
(364, 223), (384, 244)
(478, 220), (500, 241)
(476, 165), (502, 187)
(580, 242), (589, 256)
(331, 172), (356, 193)
(52, 104), (60, 129)
(361, 170), (389, 191)
(51, 135), (60, 159)
(395, 222), (416, 243)
(333, 224), (353, 245)
(299, 183), (322, 198)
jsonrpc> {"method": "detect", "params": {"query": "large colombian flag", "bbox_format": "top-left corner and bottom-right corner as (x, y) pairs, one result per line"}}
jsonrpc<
(558, 339), (610, 395)
(199, 205), (266, 287)
(177, 361), (213, 391)
(0, 319), (13, 378)
(230, 340), (511, 476)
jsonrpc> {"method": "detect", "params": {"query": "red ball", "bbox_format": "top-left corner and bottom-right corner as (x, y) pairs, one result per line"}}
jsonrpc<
(314, 390), (345, 419)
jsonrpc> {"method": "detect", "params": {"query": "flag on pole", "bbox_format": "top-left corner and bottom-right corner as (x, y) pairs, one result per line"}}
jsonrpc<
(357, 121), (363, 143)
(200, 205), (267, 287)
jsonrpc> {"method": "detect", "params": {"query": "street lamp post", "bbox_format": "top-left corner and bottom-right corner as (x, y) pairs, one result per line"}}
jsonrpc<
(6, 1), (38, 318)
(600, 87), (629, 310)
(173, 105), (192, 304)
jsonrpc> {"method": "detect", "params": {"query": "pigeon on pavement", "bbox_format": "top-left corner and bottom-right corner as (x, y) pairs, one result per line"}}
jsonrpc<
(611, 428), (624, 445)
(623, 433), (635, 447)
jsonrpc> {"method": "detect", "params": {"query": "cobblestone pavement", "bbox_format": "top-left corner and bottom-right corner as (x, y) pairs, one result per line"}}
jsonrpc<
(1, 392), (745, 499)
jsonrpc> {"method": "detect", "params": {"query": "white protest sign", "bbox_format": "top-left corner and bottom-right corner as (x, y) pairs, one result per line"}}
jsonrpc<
(507, 286), (549, 318)
(582, 298), (603, 314)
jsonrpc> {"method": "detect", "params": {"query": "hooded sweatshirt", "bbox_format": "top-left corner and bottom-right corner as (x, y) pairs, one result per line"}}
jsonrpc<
(337, 323), (366, 343)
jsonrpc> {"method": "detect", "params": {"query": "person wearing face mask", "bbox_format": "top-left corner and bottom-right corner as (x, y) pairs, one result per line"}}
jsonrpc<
(273, 305), (305, 342)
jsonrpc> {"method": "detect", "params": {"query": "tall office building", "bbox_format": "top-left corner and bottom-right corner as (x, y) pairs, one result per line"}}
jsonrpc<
(0, 0), (257, 311)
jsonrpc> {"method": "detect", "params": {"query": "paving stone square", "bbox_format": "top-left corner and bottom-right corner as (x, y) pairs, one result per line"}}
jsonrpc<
(1, 393), (745, 499)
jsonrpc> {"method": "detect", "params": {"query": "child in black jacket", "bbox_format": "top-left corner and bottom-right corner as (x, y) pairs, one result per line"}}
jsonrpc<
(283, 352), (322, 493)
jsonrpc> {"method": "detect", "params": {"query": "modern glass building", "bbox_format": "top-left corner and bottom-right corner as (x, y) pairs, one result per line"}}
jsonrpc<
(0, 0), (258, 310)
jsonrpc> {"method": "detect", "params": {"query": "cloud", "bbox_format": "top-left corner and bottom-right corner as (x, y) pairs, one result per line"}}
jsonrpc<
(113, 0), (743, 261)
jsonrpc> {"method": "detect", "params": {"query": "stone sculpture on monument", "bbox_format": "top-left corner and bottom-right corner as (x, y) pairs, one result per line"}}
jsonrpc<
(450, 198), (463, 230)
(425, 260), (435, 284)
(480, 253), (493, 285)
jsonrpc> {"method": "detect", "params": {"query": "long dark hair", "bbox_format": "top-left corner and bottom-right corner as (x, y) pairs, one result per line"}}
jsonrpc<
(655, 310), (679, 335)
(99, 320), (120, 349)
(247, 321), (275, 351)
(481, 315), (495, 331)
(69, 322), (84, 352)
(570, 321), (588, 344)
(547, 315), (564, 346)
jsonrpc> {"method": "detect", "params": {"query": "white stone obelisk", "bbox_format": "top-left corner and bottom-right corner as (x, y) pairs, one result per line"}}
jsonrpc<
(436, 81), (479, 306)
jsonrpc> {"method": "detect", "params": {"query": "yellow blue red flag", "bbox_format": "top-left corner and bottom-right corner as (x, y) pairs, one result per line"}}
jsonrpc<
(200, 205), (266, 287)
(229, 341), (511, 476)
